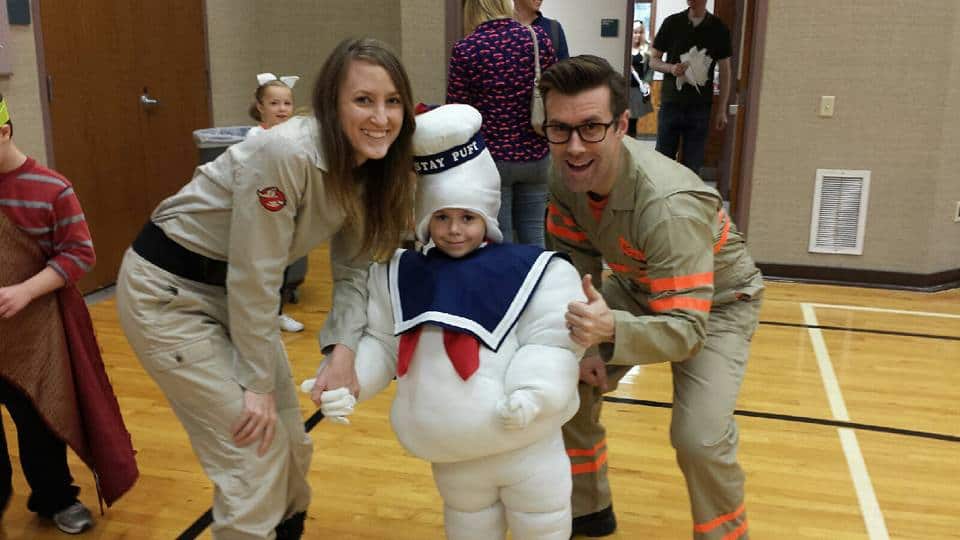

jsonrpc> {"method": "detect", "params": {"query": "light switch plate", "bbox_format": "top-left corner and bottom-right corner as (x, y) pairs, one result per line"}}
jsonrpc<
(819, 96), (836, 117)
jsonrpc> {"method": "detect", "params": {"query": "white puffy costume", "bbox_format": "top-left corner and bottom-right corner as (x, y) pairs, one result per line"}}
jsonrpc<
(323, 105), (586, 540)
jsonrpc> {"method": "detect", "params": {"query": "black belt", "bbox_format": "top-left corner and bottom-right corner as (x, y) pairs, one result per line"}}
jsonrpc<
(132, 221), (228, 287)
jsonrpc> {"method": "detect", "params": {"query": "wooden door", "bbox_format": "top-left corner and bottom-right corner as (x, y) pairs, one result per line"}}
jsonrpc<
(133, 1), (211, 213)
(39, 0), (211, 293)
(708, 0), (754, 212)
(40, 2), (146, 293)
(717, 0), (756, 217)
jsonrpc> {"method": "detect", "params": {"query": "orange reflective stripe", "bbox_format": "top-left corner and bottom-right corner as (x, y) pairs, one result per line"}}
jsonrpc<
(608, 263), (649, 285)
(566, 439), (606, 457)
(649, 271), (714, 293)
(547, 219), (588, 242)
(607, 262), (631, 273)
(618, 236), (646, 262)
(714, 210), (731, 254)
(650, 295), (712, 313)
(547, 203), (578, 227)
(722, 518), (749, 540)
(694, 503), (746, 534)
(570, 450), (608, 475)
(546, 203), (588, 243)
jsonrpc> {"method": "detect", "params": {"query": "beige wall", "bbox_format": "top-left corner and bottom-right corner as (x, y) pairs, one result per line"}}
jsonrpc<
(11, 2), (957, 278)
(401, 0), (448, 105)
(206, 0), (259, 127)
(206, 0), (407, 127)
(932, 4), (960, 270)
(746, 0), (960, 275)
(0, 23), (46, 163)
(543, 0), (629, 72)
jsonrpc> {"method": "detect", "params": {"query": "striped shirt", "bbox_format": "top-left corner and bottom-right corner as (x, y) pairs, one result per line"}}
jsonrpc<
(0, 157), (95, 284)
(447, 18), (557, 162)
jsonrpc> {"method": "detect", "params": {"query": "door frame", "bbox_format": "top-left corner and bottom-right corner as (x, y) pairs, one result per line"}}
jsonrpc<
(625, 0), (768, 234)
(30, 0), (54, 165)
(445, 0), (464, 81)
(730, 0), (767, 236)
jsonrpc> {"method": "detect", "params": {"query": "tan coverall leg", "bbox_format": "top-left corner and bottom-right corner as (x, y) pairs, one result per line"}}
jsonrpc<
(563, 277), (761, 539)
(116, 249), (312, 540)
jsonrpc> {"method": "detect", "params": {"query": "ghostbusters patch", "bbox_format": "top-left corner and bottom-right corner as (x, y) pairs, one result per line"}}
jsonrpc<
(257, 186), (287, 212)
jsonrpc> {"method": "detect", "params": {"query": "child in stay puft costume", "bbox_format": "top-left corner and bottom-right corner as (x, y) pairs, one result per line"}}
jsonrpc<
(313, 104), (586, 540)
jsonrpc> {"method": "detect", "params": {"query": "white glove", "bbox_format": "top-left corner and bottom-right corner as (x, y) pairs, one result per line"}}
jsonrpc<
(496, 390), (542, 430)
(300, 380), (355, 425)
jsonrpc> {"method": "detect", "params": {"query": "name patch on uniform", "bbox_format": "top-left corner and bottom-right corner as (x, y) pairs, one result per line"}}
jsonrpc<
(413, 133), (486, 175)
(257, 186), (287, 212)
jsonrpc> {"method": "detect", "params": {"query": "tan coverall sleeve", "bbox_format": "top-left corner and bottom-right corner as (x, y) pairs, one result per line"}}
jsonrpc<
(607, 197), (716, 366)
(318, 223), (371, 355)
(352, 257), (399, 403)
(545, 195), (604, 359)
(226, 138), (306, 394)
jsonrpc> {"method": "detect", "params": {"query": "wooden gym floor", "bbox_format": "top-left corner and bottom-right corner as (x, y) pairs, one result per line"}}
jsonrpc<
(2, 245), (958, 539)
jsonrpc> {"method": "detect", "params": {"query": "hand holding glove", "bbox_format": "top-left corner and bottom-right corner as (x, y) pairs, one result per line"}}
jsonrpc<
(496, 390), (542, 430)
(300, 380), (356, 425)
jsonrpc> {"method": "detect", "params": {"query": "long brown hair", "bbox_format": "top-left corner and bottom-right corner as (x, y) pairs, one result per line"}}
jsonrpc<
(312, 38), (416, 261)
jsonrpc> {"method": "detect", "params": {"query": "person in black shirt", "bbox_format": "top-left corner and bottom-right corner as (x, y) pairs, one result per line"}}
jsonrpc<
(650, 0), (732, 179)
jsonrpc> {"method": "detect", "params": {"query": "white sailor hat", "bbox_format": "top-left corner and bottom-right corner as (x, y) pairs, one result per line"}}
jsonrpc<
(412, 104), (503, 244)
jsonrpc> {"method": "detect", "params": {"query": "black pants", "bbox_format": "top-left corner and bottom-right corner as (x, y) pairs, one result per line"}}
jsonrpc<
(0, 377), (79, 518)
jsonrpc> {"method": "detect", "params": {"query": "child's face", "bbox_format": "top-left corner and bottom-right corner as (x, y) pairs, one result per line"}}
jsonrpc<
(429, 208), (486, 258)
(338, 60), (404, 166)
(257, 85), (294, 128)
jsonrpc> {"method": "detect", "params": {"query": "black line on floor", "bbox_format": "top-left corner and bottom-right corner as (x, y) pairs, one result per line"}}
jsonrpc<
(602, 396), (960, 443)
(759, 320), (960, 342)
(177, 409), (327, 540)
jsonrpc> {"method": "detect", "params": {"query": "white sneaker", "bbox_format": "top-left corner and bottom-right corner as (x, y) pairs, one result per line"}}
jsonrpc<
(279, 314), (305, 333)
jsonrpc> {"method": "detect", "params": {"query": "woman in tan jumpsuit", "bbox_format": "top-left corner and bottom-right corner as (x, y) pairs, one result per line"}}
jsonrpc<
(115, 38), (416, 540)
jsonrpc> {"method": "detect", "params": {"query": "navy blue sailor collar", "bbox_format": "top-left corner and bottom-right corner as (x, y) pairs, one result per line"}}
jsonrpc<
(387, 243), (566, 351)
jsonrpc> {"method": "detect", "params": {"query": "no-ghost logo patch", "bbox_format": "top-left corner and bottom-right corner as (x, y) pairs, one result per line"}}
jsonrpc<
(257, 186), (287, 212)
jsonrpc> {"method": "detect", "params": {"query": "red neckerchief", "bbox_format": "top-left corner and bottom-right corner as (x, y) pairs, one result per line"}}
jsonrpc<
(397, 326), (480, 381)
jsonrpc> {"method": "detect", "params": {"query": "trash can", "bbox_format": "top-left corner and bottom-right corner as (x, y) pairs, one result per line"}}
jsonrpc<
(193, 126), (252, 165)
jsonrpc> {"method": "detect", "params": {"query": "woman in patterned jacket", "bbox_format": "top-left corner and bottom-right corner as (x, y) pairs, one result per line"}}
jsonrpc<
(447, 0), (557, 247)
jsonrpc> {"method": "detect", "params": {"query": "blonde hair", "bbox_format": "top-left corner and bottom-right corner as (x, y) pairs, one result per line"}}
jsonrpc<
(463, 0), (513, 34)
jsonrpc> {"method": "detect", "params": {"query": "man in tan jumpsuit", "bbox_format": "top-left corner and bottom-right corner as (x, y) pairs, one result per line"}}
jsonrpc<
(538, 56), (763, 539)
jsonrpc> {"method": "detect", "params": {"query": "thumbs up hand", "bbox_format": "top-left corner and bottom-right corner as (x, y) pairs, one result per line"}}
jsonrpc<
(565, 274), (615, 348)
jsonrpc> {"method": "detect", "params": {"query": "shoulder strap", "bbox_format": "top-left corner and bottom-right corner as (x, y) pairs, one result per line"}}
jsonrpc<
(527, 25), (541, 83)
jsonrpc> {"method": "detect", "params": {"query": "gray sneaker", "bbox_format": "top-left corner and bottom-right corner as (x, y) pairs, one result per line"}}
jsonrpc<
(52, 502), (94, 534)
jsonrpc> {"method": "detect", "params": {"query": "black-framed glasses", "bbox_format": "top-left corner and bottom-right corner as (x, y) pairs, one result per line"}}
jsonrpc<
(542, 119), (617, 144)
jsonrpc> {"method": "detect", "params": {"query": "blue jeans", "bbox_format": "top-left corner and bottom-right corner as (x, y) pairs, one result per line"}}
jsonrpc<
(495, 158), (549, 247)
(655, 102), (712, 177)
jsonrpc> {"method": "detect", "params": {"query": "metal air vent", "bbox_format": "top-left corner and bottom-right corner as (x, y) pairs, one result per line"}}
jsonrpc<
(808, 169), (870, 255)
